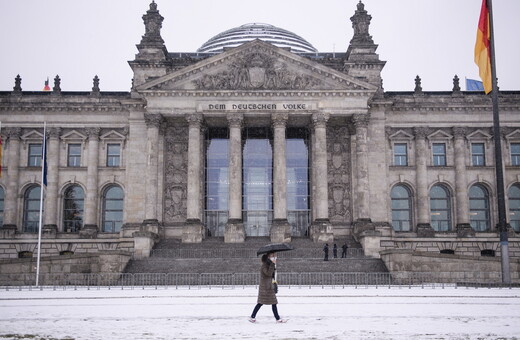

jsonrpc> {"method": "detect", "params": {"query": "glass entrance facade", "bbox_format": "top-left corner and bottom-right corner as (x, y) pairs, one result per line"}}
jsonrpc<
(286, 128), (310, 236)
(242, 127), (273, 236)
(205, 128), (229, 237)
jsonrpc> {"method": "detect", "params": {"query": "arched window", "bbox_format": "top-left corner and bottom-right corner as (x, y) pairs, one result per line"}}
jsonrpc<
(390, 185), (412, 231)
(430, 185), (452, 231)
(0, 187), (4, 227)
(102, 185), (124, 232)
(469, 184), (490, 231)
(63, 185), (84, 232)
(508, 184), (520, 232)
(23, 185), (42, 233)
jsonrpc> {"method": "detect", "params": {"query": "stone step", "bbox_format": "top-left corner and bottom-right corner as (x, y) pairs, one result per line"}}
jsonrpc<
(124, 257), (388, 274)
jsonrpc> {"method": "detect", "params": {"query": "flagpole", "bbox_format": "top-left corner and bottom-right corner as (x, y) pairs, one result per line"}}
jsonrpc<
(35, 122), (46, 287)
(487, 0), (511, 284)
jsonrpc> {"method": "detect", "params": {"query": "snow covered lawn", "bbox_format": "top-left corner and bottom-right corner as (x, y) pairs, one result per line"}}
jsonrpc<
(0, 286), (519, 339)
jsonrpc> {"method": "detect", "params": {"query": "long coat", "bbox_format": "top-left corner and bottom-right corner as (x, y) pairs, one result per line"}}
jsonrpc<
(257, 260), (278, 305)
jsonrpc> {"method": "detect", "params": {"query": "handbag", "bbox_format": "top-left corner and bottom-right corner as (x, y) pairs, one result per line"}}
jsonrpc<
(272, 280), (278, 294)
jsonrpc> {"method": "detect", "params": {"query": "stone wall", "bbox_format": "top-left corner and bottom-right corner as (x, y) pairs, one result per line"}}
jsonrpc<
(381, 249), (520, 283)
(0, 251), (132, 285)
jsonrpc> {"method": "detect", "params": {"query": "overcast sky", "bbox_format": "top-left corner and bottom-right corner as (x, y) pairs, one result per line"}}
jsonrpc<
(0, 0), (519, 92)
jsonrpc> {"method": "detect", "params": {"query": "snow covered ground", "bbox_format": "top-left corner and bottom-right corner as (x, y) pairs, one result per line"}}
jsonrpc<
(0, 286), (519, 340)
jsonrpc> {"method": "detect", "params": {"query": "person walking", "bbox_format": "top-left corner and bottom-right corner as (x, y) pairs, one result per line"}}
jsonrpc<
(323, 243), (329, 261)
(333, 243), (338, 259)
(249, 253), (287, 323)
(341, 242), (348, 258)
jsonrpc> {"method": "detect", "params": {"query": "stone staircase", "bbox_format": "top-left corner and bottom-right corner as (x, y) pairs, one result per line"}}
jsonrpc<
(124, 237), (388, 274)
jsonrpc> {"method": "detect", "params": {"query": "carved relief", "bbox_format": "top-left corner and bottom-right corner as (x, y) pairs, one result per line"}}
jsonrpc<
(327, 126), (352, 223)
(163, 124), (188, 223)
(194, 52), (322, 90)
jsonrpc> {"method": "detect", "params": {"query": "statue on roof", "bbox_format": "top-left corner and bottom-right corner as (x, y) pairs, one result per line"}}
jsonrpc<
(350, 1), (374, 45)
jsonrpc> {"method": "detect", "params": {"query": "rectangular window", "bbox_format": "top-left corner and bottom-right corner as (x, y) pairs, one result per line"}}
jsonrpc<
(28, 143), (42, 167)
(106, 144), (121, 167)
(511, 143), (520, 166)
(471, 143), (485, 166)
(67, 144), (81, 167)
(393, 143), (408, 166)
(432, 143), (446, 166)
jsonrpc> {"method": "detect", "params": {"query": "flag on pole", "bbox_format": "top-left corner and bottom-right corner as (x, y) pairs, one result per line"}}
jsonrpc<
(42, 130), (47, 186)
(43, 77), (51, 91)
(466, 78), (485, 91)
(474, 0), (492, 94)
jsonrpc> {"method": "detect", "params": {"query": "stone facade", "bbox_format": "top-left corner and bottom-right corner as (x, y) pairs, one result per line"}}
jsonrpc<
(0, 1), (520, 277)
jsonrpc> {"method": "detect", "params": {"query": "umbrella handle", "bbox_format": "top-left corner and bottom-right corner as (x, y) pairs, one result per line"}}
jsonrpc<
(274, 263), (277, 282)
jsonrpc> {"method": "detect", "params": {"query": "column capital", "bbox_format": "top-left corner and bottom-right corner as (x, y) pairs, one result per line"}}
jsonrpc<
(144, 113), (164, 128)
(271, 112), (289, 128)
(352, 114), (370, 129)
(185, 113), (203, 128)
(413, 127), (430, 139)
(85, 127), (101, 139)
(311, 112), (329, 128)
(48, 127), (61, 139)
(4, 127), (22, 139)
(452, 126), (467, 139)
(226, 113), (243, 128)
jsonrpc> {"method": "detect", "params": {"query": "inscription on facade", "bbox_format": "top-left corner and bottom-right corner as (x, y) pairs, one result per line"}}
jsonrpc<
(206, 103), (310, 111)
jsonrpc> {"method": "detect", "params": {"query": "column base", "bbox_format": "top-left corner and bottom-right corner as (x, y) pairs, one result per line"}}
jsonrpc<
(80, 224), (99, 239)
(43, 224), (58, 238)
(224, 219), (245, 243)
(270, 219), (291, 243)
(309, 219), (334, 243)
(182, 219), (204, 243)
(0, 224), (17, 238)
(416, 223), (435, 237)
(141, 219), (160, 235)
(456, 223), (475, 237)
(133, 231), (160, 259)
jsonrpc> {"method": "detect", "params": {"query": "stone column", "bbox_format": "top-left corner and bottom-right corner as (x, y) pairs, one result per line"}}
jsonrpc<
(82, 128), (100, 237)
(183, 113), (204, 243)
(453, 127), (473, 237)
(414, 127), (434, 236)
(309, 112), (333, 243)
(143, 114), (163, 226)
(353, 114), (371, 221)
(225, 113), (245, 243)
(2, 128), (21, 233)
(271, 113), (291, 243)
(43, 128), (60, 233)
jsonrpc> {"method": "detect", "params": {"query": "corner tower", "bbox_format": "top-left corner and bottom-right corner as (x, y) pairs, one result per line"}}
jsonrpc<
(343, 1), (386, 90)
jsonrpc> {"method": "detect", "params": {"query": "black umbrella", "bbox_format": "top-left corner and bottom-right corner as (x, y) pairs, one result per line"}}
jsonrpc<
(256, 243), (294, 256)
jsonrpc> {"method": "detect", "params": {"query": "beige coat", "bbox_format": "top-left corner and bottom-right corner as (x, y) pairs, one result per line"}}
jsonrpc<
(257, 260), (278, 305)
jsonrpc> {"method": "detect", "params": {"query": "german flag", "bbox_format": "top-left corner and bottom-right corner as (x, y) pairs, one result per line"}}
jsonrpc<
(474, 0), (492, 94)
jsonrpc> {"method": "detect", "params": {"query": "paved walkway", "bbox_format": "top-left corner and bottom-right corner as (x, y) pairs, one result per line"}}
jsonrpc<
(0, 287), (519, 339)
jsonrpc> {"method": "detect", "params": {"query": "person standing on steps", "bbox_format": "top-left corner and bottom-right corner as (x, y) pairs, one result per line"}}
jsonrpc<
(333, 243), (338, 259)
(249, 253), (287, 323)
(323, 243), (329, 261)
(341, 242), (348, 258)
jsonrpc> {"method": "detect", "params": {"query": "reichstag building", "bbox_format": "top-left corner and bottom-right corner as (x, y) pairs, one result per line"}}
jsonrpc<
(1, 2), (519, 277)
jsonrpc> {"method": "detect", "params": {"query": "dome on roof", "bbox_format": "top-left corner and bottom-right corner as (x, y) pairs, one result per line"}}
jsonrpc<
(197, 23), (318, 54)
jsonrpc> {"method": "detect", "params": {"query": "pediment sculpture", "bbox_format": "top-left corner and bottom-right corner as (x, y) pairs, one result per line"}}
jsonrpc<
(193, 52), (322, 90)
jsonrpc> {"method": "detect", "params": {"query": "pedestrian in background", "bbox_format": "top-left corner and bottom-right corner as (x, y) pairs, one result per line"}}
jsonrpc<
(333, 243), (338, 259)
(341, 243), (348, 258)
(323, 243), (329, 261)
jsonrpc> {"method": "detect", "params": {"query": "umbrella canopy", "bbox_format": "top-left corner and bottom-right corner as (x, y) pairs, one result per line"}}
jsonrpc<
(256, 243), (294, 256)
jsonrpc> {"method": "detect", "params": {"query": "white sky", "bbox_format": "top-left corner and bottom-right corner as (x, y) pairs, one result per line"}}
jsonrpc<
(0, 0), (519, 92)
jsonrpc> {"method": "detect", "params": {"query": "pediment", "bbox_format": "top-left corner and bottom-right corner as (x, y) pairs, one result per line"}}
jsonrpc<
(388, 129), (414, 140)
(467, 129), (492, 140)
(100, 130), (126, 141)
(21, 130), (43, 141)
(505, 129), (520, 140)
(427, 130), (452, 140)
(137, 40), (377, 93)
(61, 130), (87, 141)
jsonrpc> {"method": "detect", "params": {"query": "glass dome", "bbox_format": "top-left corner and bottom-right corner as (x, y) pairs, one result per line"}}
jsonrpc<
(197, 23), (318, 54)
